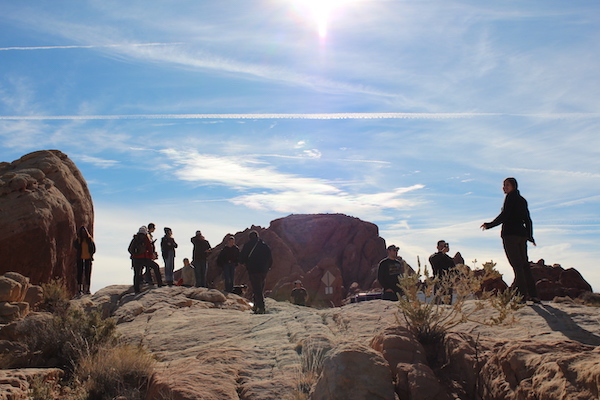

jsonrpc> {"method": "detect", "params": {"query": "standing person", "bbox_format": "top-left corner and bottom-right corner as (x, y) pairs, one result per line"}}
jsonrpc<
(161, 227), (178, 286)
(481, 177), (540, 303)
(191, 231), (211, 287)
(217, 236), (240, 293)
(129, 226), (164, 293)
(73, 226), (96, 295)
(144, 223), (158, 284)
(290, 280), (308, 306)
(377, 245), (411, 301)
(239, 230), (272, 314)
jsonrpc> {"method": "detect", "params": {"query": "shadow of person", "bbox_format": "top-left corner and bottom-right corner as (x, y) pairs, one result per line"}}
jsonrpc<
(531, 304), (600, 346)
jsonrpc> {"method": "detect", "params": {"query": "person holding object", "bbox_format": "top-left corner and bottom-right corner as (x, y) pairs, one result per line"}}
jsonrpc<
(481, 177), (540, 303)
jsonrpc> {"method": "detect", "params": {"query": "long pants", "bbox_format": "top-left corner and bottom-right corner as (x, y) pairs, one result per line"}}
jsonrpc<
(193, 260), (208, 287)
(163, 251), (175, 283)
(223, 263), (236, 292)
(76, 259), (92, 286)
(249, 272), (267, 311)
(502, 235), (538, 299)
(135, 258), (163, 290)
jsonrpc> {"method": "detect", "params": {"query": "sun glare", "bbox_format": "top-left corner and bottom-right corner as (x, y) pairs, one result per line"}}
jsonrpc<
(293, 0), (360, 38)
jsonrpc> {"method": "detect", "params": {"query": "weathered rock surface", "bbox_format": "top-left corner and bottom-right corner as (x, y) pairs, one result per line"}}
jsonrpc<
(61, 286), (600, 399)
(0, 368), (63, 400)
(0, 150), (93, 295)
(203, 214), (392, 307)
(0, 272), (41, 323)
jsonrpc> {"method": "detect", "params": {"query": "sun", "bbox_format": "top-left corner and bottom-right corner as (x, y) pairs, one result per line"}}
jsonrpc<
(293, 0), (359, 38)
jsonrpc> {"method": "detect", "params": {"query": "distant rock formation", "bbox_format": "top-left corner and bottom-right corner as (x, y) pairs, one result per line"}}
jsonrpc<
(0, 150), (93, 295)
(531, 260), (593, 301)
(204, 214), (391, 307)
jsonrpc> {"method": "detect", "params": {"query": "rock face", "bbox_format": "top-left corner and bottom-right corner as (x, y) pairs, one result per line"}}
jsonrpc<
(531, 260), (593, 301)
(204, 214), (389, 307)
(0, 150), (93, 295)
(0, 272), (43, 323)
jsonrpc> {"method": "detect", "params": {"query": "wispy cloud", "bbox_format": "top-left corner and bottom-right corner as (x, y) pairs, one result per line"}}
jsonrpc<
(75, 155), (120, 168)
(0, 43), (181, 51)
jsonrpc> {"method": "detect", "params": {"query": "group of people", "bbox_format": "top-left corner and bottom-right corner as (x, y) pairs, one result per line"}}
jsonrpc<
(377, 177), (540, 304)
(127, 226), (273, 314)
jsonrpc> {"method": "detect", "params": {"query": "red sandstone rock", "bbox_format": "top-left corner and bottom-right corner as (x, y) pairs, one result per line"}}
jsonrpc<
(204, 214), (389, 307)
(0, 150), (93, 295)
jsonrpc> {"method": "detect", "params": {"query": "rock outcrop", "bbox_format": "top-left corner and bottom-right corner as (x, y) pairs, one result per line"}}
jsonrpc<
(531, 260), (593, 301)
(0, 150), (93, 295)
(0, 272), (43, 323)
(203, 214), (389, 307)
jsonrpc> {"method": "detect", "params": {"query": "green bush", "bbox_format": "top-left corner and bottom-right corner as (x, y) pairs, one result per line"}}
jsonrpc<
(40, 278), (71, 314)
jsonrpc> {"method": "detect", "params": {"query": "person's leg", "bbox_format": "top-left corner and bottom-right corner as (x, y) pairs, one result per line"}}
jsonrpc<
(503, 235), (537, 300)
(199, 261), (207, 287)
(193, 261), (202, 287)
(223, 263), (234, 292)
(249, 273), (267, 312)
(76, 259), (84, 293)
(133, 259), (143, 293)
(165, 252), (175, 285)
(83, 259), (92, 294)
(149, 260), (163, 286)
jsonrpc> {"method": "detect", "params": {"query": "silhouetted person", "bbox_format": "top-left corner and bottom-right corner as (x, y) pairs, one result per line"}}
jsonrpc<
(429, 240), (456, 277)
(73, 226), (96, 295)
(161, 227), (178, 286)
(240, 230), (272, 314)
(481, 177), (540, 303)
(191, 231), (211, 287)
(217, 236), (239, 293)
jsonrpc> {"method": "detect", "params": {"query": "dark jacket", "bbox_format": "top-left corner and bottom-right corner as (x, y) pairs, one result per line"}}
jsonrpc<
(240, 238), (272, 274)
(217, 245), (240, 267)
(428, 252), (455, 277)
(191, 236), (211, 262)
(161, 236), (178, 258)
(377, 257), (405, 292)
(485, 189), (534, 241)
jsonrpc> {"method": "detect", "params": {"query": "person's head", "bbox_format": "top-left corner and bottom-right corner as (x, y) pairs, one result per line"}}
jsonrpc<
(387, 245), (399, 258)
(227, 236), (235, 246)
(183, 257), (190, 266)
(503, 177), (518, 194)
(138, 226), (148, 235)
(148, 223), (156, 233)
(249, 230), (259, 240)
(437, 240), (449, 252)
(294, 280), (302, 288)
(164, 227), (172, 236)
(78, 226), (90, 239)
(195, 230), (203, 238)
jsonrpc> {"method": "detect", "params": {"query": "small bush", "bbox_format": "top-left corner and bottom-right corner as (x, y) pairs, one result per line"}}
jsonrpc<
(578, 292), (600, 307)
(76, 345), (156, 400)
(40, 278), (71, 314)
(20, 306), (118, 375)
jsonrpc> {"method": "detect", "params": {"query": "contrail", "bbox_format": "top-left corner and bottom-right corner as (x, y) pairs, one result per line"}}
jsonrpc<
(0, 43), (182, 51)
(0, 112), (597, 121)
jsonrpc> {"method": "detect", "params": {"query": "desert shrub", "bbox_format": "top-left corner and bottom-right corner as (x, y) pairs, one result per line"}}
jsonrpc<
(75, 345), (156, 400)
(20, 306), (118, 375)
(40, 278), (71, 314)
(289, 340), (331, 400)
(397, 259), (524, 348)
(578, 291), (600, 307)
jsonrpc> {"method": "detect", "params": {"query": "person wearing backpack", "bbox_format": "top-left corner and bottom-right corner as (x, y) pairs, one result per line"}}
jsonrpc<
(239, 230), (272, 314)
(129, 226), (164, 293)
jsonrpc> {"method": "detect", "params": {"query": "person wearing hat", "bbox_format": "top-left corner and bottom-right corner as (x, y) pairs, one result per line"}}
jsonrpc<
(161, 227), (178, 286)
(377, 244), (410, 301)
(191, 230), (211, 287)
(130, 226), (164, 293)
(290, 280), (308, 306)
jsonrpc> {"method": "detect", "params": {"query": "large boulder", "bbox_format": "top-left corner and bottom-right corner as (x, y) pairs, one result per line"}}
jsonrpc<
(204, 214), (389, 306)
(0, 150), (93, 295)
(531, 261), (593, 301)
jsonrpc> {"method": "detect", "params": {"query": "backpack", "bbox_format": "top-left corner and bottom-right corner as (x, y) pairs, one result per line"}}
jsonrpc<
(128, 235), (146, 256)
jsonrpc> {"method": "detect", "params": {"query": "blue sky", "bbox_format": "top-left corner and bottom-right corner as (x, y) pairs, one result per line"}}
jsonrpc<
(1, 1), (599, 293)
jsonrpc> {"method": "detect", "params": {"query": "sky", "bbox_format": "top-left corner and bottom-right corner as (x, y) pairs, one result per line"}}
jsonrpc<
(1, 0), (599, 294)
